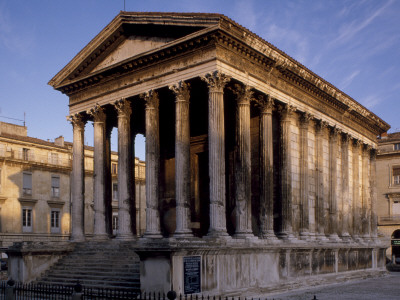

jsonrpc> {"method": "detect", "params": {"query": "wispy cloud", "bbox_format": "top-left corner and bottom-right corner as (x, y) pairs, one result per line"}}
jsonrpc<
(341, 70), (360, 88)
(332, 0), (394, 45)
(361, 94), (384, 109)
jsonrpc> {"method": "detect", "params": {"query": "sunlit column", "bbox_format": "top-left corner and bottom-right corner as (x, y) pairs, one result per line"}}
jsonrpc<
(114, 98), (135, 240)
(352, 139), (362, 241)
(68, 113), (86, 241)
(201, 71), (230, 238)
(340, 133), (351, 241)
(170, 81), (193, 237)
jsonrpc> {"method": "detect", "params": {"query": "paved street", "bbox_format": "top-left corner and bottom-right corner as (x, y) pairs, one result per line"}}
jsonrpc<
(264, 272), (400, 300)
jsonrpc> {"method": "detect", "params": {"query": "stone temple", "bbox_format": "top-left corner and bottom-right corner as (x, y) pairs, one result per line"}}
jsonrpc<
(45, 12), (390, 295)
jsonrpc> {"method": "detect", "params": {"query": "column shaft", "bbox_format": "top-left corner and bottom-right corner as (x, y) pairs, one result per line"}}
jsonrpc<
(142, 90), (162, 238)
(279, 104), (296, 240)
(170, 82), (193, 237)
(340, 134), (351, 240)
(114, 99), (135, 239)
(68, 113), (86, 241)
(370, 148), (378, 239)
(233, 84), (253, 237)
(315, 121), (328, 240)
(362, 145), (371, 239)
(88, 104), (109, 239)
(201, 71), (230, 237)
(328, 128), (340, 240)
(352, 140), (362, 240)
(259, 96), (277, 240)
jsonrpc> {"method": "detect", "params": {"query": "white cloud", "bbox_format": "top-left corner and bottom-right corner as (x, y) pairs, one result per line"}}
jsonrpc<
(341, 70), (360, 89)
(361, 94), (383, 109)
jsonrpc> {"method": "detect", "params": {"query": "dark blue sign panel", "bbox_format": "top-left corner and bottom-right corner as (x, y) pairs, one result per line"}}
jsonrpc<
(183, 256), (201, 294)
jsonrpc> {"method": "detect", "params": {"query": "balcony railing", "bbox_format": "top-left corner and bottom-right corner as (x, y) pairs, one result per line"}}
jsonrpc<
(378, 215), (400, 224)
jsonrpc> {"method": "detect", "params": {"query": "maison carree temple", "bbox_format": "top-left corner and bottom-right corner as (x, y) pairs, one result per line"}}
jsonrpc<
(27, 12), (391, 294)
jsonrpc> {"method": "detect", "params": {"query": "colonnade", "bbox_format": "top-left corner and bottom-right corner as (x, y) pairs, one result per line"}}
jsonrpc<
(68, 72), (377, 243)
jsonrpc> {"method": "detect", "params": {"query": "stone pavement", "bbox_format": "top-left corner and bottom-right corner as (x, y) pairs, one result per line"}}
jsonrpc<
(263, 272), (400, 300)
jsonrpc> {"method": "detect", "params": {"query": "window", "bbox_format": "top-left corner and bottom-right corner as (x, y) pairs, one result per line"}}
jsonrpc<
(395, 144), (400, 151)
(22, 148), (30, 161)
(394, 167), (400, 185)
(112, 163), (118, 175)
(51, 210), (60, 233)
(22, 208), (32, 232)
(112, 213), (118, 235)
(51, 176), (60, 198)
(112, 183), (118, 200)
(51, 153), (59, 165)
(23, 173), (32, 195)
(0, 168), (2, 193)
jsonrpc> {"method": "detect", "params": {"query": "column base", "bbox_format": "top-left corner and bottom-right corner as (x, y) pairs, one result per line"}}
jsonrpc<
(143, 232), (163, 239)
(340, 233), (352, 243)
(299, 231), (310, 241)
(71, 233), (85, 242)
(315, 233), (329, 241)
(173, 231), (194, 238)
(116, 233), (136, 241)
(205, 229), (230, 240)
(233, 230), (255, 239)
(328, 233), (342, 242)
(91, 233), (110, 241)
(277, 231), (298, 242)
(260, 230), (280, 242)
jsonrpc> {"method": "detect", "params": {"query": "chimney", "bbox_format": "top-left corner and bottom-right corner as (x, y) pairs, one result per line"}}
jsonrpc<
(55, 136), (65, 147)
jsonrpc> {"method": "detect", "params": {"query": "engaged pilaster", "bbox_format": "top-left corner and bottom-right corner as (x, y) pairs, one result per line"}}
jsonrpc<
(114, 98), (135, 240)
(340, 133), (351, 241)
(258, 95), (278, 241)
(201, 71), (230, 238)
(231, 84), (254, 238)
(328, 127), (341, 241)
(170, 81), (193, 237)
(352, 139), (362, 241)
(315, 120), (328, 241)
(68, 113), (86, 242)
(299, 112), (312, 240)
(87, 104), (109, 240)
(141, 90), (162, 238)
(278, 104), (296, 240)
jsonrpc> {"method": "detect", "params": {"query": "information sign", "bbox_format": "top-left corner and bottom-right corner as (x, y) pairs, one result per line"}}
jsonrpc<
(183, 256), (201, 294)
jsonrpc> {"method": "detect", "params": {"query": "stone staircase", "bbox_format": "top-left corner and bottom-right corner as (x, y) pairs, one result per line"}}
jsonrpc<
(35, 241), (140, 292)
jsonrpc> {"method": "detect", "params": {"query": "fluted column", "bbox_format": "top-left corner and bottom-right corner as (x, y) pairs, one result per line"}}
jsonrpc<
(370, 148), (378, 240)
(258, 95), (278, 240)
(340, 133), (351, 241)
(141, 90), (162, 238)
(105, 124), (113, 235)
(114, 98), (135, 240)
(201, 71), (230, 238)
(278, 104), (296, 240)
(231, 84), (253, 238)
(362, 144), (371, 240)
(328, 127), (340, 241)
(87, 104), (109, 239)
(299, 112), (312, 240)
(315, 120), (328, 240)
(352, 139), (362, 241)
(68, 113), (86, 242)
(170, 81), (193, 237)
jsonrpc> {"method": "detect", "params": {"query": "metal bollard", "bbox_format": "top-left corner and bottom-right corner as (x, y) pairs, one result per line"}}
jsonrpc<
(312, 296), (318, 300)
(5, 279), (15, 300)
(72, 280), (83, 300)
(167, 290), (177, 300)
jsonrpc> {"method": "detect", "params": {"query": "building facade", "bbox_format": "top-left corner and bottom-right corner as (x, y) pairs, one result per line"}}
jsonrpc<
(0, 121), (145, 248)
(377, 132), (400, 263)
(44, 12), (390, 294)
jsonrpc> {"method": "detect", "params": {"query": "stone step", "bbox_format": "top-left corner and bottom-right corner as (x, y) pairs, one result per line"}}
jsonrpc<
(43, 272), (139, 280)
(36, 279), (140, 291)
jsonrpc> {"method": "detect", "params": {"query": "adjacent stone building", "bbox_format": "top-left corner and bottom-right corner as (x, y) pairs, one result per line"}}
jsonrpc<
(44, 12), (390, 295)
(0, 121), (146, 248)
(376, 132), (400, 263)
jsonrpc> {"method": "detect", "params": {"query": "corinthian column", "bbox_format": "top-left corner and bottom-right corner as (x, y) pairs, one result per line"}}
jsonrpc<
(68, 113), (86, 242)
(370, 148), (378, 240)
(352, 139), (362, 241)
(315, 120), (328, 240)
(230, 84), (254, 238)
(362, 144), (371, 241)
(201, 71), (230, 238)
(170, 81), (193, 237)
(87, 104), (109, 240)
(278, 104), (296, 240)
(299, 112), (312, 240)
(258, 95), (278, 241)
(340, 133), (351, 241)
(328, 127), (341, 241)
(114, 98), (135, 240)
(141, 90), (162, 238)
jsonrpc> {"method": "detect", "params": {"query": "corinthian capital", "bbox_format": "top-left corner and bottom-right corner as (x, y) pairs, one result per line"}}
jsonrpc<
(87, 103), (106, 122)
(278, 103), (296, 120)
(315, 119), (328, 133)
(256, 94), (274, 113)
(230, 84), (253, 105)
(201, 71), (231, 93)
(67, 113), (86, 128)
(114, 98), (132, 117)
(140, 90), (159, 109)
(169, 81), (190, 102)
(299, 112), (313, 126)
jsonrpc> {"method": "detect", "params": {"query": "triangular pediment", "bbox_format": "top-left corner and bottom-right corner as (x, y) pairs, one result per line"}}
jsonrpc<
(91, 35), (174, 73)
(49, 12), (224, 89)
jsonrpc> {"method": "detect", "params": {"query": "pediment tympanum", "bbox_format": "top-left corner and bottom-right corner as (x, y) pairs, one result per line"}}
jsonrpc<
(91, 35), (174, 73)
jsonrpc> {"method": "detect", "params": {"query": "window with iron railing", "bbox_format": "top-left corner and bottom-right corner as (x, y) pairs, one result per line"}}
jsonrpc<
(22, 208), (32, 232)
(51, 209), (60, 233)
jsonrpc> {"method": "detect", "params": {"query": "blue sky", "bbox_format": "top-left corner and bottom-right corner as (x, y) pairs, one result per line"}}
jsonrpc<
(0, 0), (399, 160)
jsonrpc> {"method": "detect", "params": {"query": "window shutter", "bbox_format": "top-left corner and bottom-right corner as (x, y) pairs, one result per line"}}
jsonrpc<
(23, 173), (32, 189)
